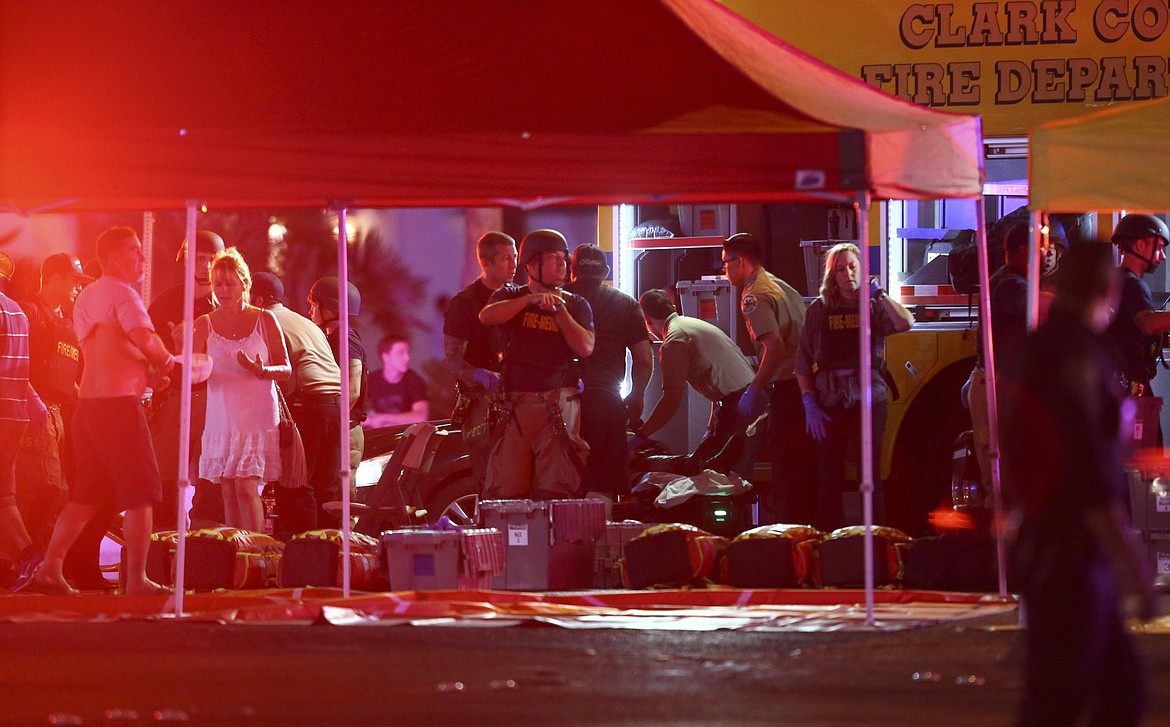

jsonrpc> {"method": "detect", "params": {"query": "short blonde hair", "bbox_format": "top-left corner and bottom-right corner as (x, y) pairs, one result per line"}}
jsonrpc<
(819, 242), (861, 305)
(209, 247), (252, 294)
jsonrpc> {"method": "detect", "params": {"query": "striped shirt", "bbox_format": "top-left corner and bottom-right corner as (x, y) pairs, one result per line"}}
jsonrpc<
(0, 292), (30, 422)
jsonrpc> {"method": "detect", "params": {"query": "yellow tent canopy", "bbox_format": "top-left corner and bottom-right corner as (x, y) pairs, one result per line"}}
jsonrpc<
(1030, 96), (1170, 214)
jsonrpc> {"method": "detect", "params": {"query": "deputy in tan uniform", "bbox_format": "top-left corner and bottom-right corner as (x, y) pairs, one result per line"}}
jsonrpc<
(635, 289), (753, 470)
(722, 232), (817, 524)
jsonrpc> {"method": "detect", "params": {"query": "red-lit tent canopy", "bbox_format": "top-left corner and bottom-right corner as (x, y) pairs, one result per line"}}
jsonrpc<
(0, 0), (987, 615)
(0, 0), (981, 213)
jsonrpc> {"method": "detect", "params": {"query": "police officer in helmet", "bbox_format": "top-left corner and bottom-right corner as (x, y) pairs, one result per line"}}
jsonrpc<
(308, 276), (367, 526)
(1105, 213), (1170, 403)
(479, 229), (595, 500)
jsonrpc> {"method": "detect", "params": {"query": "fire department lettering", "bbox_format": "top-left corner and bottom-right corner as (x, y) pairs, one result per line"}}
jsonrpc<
(57, 340), (80, 361)
(828, 312), (861, 331)
(521, 311), (559, 332)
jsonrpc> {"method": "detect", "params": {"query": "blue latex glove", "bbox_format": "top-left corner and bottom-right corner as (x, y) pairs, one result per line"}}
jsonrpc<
(869, 277), (884, 300)
(472, 368), (502, 394)
(801, 390), (832, 441)
(736, 386), (767, 421)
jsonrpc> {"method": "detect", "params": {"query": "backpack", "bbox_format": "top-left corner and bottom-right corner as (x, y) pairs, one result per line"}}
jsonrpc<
(945, 229), (980, 294)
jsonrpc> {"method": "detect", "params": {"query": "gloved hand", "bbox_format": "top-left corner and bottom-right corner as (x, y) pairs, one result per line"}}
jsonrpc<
(869, 277), (885, 300)
(473, 368), (502, 394)
(801, 390), (831, 441)
(736, 386), (767, 421)
(27, 392), (49, 431)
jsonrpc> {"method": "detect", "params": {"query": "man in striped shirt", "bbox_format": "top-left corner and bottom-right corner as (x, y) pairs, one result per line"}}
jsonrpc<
(0, 251), (48, 591)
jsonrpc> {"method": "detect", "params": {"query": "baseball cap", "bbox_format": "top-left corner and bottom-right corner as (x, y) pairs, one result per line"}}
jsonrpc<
(251, 271), (285, 303)
(41, 252), (94, 283)
(571, 244), (610, 279)
(175, 230), (226, 262)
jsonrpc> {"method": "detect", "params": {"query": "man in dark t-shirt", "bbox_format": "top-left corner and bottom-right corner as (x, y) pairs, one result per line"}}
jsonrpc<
(564, 244), (650, 498)
(366, 334), (428, 427)
(147, 230), (224, 529)
(479, 230), (594, 500)
(309, 277), (367, 529)
(443, 232), (515, 488)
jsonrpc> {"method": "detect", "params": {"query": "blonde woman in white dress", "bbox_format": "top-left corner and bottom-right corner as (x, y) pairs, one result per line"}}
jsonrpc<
(193, 249), (290, 532)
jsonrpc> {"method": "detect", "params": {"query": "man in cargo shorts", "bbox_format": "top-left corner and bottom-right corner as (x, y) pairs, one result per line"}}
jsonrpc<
(479, 230), (594, 500)
(34, 227), (175, 596)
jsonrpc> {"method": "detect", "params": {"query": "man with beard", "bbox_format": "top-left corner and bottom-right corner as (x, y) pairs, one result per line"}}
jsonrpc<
(479, 229), (594, 500)
(148, 230), (224, 529)
(15, 254), (97, 586)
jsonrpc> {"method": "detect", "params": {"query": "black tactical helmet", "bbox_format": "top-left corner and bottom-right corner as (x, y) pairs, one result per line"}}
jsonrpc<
(1046, 218), (1068, 250)
(309, 276), (361, 315)
(1112, 213), (1169, 248)
(519, 229), (569, 268)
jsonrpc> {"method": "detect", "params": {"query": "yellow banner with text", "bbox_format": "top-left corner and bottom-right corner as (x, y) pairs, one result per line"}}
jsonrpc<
(720, 1), (1169, 136)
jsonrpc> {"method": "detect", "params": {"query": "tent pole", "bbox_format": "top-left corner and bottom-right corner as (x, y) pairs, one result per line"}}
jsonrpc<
(975, 202), (1008, 598)
(1026, 211), (1042, 330)
(336, 207), (353, 598)
(142, 211), (155, 309)
(173, 201), (198, 616)
(855, 192), (876, 626)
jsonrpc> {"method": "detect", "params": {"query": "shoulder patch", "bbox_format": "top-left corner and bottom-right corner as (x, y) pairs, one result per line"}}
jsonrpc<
(741, 294), (758, 314)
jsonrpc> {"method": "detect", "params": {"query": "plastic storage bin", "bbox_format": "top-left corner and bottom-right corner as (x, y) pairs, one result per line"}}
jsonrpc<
(380, 528), (505, 591)
(479, 499), (607, 591)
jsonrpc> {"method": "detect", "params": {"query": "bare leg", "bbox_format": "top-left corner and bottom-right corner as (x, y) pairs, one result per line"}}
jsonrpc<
(221, 478), (241, 529)
(0, 504), (32, 562)
(35, 502), (97, 592)
(235, 476), (263, 532)
(122, 502), (166, 595)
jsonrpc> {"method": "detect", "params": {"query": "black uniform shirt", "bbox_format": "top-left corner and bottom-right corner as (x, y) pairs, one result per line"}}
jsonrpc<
(148, 284), (216, 353)
(976, 264), (1029, 369)
(328, 326), (368, 423)
(443, 279), (502, 373)
(18, 296), (80, 406)
(1105, 268), (1159, 387)
(368, 368), (427, 414)
(489, 283), (594, 393)
(564, 279), (648, 394)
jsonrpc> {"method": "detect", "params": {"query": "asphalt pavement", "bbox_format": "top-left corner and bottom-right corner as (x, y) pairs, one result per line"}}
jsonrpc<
(1, 607), (1168, 726)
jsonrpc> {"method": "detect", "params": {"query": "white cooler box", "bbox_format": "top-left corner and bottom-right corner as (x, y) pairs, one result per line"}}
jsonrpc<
(479, 499), (607, 591)
(380, 528), (505, 591)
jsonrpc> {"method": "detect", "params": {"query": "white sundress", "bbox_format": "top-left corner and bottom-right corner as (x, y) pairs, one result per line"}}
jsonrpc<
(199, 315), (282, 482)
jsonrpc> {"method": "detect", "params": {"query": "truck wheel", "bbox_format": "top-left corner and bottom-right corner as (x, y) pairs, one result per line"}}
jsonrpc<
(887, 359), (975, 535)
(425, 476), (481, 528)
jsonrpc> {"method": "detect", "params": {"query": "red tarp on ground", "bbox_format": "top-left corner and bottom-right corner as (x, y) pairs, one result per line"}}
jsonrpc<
(0, 588), (1018, 631)
(0, 0), (982, 213)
